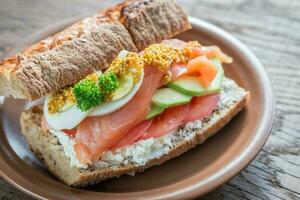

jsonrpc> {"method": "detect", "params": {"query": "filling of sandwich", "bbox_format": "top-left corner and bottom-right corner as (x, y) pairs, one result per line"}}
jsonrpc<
(42, 39), (233, 165)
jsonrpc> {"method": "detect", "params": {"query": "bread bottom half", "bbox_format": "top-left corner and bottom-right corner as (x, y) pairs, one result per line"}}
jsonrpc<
(20, 78), (249, 187)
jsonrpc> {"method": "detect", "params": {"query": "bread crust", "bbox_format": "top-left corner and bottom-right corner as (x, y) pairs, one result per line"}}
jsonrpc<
(0, 0), (190, 100)
(20, 90), (249, 187)
(121, 0), (191, 50)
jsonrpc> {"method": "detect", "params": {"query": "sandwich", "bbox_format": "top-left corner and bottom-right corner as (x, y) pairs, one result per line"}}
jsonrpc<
(0, 0), (249, 187)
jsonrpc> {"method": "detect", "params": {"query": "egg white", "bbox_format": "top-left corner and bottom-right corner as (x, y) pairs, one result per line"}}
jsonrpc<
(43, 95), (91, 130)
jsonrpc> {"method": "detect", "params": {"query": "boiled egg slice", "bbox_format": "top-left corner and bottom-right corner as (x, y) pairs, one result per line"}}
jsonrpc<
(43, 95), (91, 130)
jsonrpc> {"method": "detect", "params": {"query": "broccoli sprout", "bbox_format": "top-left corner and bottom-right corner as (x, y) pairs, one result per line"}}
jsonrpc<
(98, 72), (120, 97)
(73, 79), (104, 111)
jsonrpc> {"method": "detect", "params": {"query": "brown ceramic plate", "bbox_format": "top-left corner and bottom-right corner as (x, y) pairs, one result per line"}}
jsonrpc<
(0, 17), (275, 200)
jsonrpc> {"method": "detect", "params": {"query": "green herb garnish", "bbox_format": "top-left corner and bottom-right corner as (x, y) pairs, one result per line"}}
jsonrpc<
(73, 79), (104, 111)
(98, 72), (120, 97)
(73, 72), (120, 111)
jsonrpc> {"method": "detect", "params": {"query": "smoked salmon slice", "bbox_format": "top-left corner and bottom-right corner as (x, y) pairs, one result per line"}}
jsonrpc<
(74, 67), (164, 163)
(183, 94), (219, 123)
(169, 64), (187, 80)
(112, 119), (153, 149)
(142, 104), (189, 139)
(185, 56), (218, 87)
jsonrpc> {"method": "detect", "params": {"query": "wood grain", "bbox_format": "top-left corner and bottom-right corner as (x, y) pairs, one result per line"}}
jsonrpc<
(0, 0), (299, 199)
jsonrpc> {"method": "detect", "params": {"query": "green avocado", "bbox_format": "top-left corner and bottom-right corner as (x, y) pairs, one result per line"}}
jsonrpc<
(168, 76), (206, 96)
(146, 104), (165, 119)
(207, 58), (224, 93)
(152, 88), (192, 108)
(168, 58), (224, 96)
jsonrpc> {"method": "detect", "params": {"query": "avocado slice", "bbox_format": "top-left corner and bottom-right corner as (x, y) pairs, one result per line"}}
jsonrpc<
(168, 58), (224, 96)
(207, 58), (224, 93)
(152, 88), (192, 108)
(146, 104), (165, 119)
(168, 76), (206, 96)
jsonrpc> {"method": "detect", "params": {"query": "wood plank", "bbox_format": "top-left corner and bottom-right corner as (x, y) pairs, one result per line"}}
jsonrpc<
(0, 0), (299, 199)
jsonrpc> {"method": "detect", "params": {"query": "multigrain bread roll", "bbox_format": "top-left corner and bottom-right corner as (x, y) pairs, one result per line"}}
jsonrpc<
(0, 0), (190, 100)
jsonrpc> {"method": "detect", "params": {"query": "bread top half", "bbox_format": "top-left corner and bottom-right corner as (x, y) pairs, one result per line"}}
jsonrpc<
(0, 0), (191, 100)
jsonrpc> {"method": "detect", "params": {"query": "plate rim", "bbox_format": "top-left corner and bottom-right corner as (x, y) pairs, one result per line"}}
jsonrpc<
(0, 16), (275, 200)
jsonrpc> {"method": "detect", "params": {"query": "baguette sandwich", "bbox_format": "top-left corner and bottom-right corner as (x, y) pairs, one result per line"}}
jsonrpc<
(1, 0), (249, 187)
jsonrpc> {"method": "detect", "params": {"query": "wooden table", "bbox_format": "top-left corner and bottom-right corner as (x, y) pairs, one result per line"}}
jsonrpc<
(0, 0), (299, 199)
